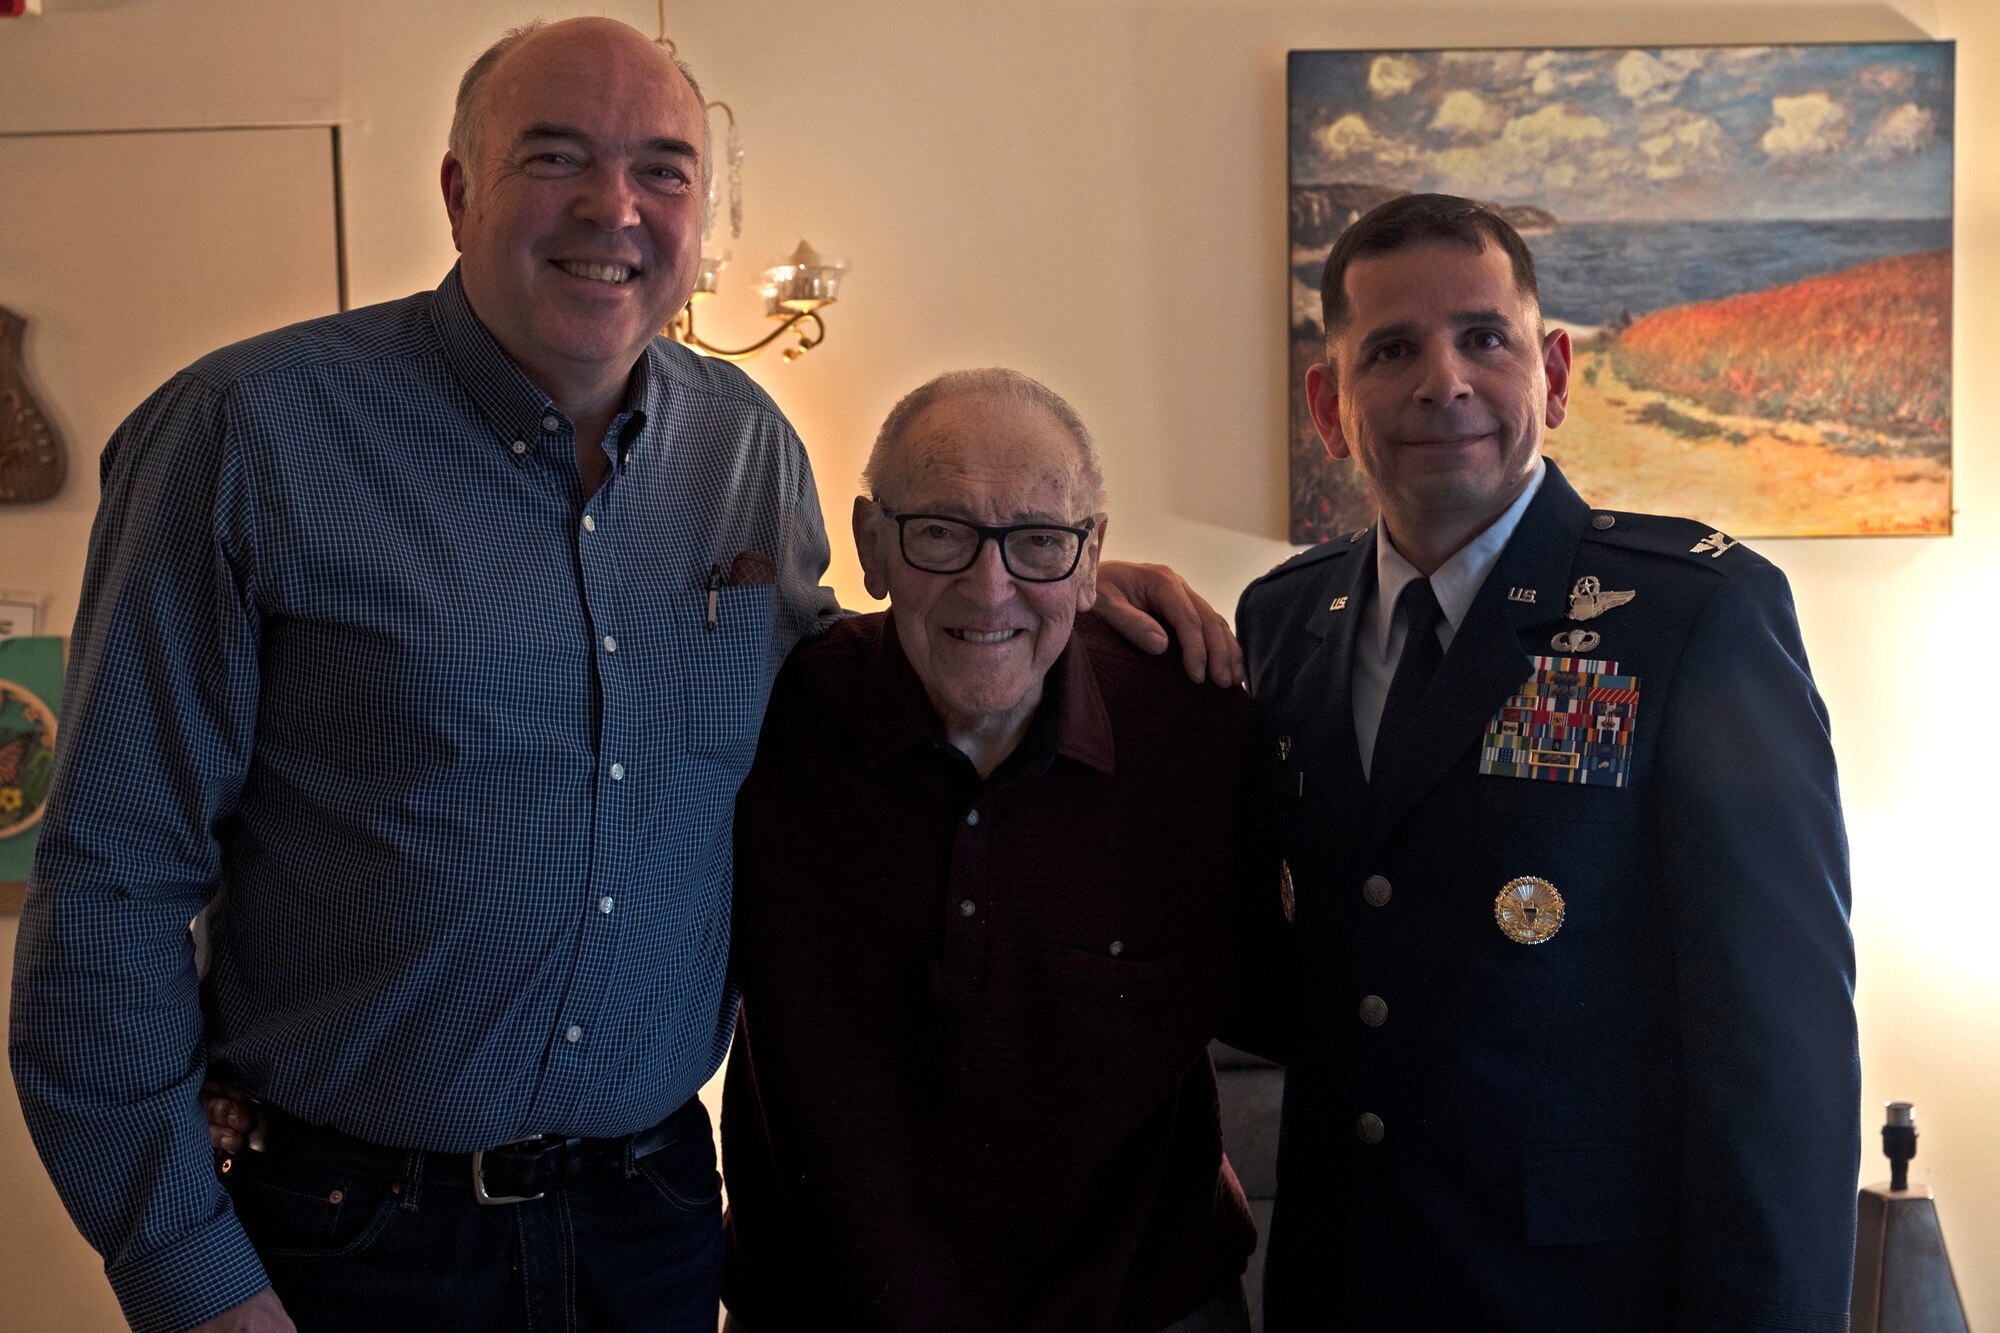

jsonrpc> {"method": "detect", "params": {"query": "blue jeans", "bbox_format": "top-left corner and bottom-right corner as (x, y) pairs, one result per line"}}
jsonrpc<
(222, 1100), (722, 1333)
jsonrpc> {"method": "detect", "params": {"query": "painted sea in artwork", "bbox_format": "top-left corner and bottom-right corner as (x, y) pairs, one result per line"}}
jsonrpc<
(1287, 44), (1954, 541)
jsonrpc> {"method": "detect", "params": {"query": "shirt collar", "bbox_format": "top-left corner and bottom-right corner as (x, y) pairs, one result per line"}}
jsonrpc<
(858, 611), (1116, 777)
(1372, 457), (1546, 656)
(433, 264), (653, 454)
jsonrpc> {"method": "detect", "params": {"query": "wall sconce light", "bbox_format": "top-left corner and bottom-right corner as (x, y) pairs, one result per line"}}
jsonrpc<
(671, 238), (849, 364)
(654, 7), (850, 364)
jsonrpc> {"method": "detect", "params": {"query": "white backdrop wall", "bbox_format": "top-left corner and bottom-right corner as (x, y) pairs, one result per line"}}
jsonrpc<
(2, 1), (1995, 1326)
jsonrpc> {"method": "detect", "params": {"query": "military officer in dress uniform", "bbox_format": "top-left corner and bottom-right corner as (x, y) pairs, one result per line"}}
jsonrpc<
(1237, 194), (1859, 1330)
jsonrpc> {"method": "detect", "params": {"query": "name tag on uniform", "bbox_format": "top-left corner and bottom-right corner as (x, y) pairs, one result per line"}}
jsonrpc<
(1479, 655), (1640, 788)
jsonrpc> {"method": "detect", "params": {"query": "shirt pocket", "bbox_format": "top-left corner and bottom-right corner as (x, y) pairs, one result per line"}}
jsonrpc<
(672, 584), (777, 763)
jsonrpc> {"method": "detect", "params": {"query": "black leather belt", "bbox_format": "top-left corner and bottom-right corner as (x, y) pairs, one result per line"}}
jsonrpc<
(231, 1099), (697, 1206)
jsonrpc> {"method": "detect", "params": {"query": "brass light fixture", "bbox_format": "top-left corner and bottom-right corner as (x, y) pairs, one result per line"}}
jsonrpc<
(655, 5), (849, 363)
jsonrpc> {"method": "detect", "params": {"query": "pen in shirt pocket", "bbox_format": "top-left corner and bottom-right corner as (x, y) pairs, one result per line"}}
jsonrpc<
(706, 563), (723, 631)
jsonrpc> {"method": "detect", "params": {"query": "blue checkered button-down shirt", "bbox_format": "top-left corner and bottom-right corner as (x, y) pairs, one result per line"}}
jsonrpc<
(9, 268), (837, 1333)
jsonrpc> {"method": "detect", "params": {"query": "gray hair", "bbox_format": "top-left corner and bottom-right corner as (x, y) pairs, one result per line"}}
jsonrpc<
(448, 18), (711, 202)
(863, 368), (1107, 515)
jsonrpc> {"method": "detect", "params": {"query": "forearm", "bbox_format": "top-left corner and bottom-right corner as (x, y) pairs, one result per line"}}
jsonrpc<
(11, 879), (271, 1331)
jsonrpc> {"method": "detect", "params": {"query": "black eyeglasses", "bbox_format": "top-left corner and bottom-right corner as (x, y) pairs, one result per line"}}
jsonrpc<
(876, 503), (1096, 582)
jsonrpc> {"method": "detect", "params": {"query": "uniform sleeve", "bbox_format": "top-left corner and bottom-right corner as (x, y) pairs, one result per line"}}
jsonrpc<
(1654, 561), (1859, 1331)
(7, 374), (273, 1333)
(1220, 591), (1300, 1065)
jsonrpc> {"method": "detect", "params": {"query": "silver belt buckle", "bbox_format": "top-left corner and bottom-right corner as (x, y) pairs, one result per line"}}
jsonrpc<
(471, 1144), (547, 1206)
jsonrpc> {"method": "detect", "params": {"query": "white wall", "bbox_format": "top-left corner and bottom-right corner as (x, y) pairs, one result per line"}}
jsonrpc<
(3, 0), (1995, 1325)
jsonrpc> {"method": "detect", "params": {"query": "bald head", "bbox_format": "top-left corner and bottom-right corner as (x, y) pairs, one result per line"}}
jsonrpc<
(449, 18), (709, 198)
(439, 14), (713, 418)
(864, 369), (1106, 517)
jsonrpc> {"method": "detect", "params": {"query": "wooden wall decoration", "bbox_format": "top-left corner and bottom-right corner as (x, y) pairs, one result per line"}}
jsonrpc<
(0, 304), (65, 504)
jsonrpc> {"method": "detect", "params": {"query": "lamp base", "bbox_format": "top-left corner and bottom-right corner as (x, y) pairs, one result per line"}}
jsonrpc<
(1851, 1184), (1970, 1333)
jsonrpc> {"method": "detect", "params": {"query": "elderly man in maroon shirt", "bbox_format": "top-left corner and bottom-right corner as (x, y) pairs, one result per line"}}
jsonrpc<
(719, 368), (1257, 1333)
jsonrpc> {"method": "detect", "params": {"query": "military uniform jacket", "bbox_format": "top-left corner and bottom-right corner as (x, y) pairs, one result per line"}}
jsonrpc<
(1236, 461), (1859, 1332)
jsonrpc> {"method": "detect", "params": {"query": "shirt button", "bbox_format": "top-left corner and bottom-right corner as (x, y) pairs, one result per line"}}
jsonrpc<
(542, 414), (561, 432)
(582, 515), (597, 533)
(958, 899), (977, 918)
(602, 635), (617, 653)
(964, 809), (981, 827)
(1359, 995), (1388, 1027)
(1592, 513), (1616, 530)
(564, 1025), (583, 1044)
(598, 896), (615, 915)
(509, 440), (528, 456)
(609, 762), (626, 781)
(1357, 1112), (1385, 1144)
(1362, 875), (1392, 907)
(1108, 940), (1124, 957)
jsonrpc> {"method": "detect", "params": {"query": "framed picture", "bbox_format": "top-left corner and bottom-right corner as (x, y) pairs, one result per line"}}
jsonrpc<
(1288, 43), (1954, 542)
(1, 634), (61, 907)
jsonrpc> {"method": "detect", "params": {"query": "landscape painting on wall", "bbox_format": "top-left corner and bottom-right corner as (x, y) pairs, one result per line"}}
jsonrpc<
(1287, 43), (1954, 542)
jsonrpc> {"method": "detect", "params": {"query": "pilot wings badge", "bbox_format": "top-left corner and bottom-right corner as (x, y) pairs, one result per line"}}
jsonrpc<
(1567, 575), (1635, 622)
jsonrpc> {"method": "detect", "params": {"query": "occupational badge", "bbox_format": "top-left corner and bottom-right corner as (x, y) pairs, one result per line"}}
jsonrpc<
(1479, 655), (1640, 787)
(1691, 531), (1737, 558)
(1494, 875), (1565, 944)
(1279, 860), (1296, 923)
(1566, 575), (1635, 621)
(1550, 628), (1600, 654)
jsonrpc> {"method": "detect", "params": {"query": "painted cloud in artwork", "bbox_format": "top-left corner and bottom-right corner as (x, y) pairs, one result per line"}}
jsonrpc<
(1288, 44), (1953, 221)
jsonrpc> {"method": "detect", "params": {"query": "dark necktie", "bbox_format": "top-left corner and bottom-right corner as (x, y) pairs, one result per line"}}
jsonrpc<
(1371, 577), (1445, 787)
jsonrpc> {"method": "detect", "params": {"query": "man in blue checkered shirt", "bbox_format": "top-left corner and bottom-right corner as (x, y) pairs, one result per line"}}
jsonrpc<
(8, 18), (1238, 1333)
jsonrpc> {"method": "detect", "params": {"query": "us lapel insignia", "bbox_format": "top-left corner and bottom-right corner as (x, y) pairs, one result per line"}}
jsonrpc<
(1328, 596), (1349, 612)
(1507, 587), (1537, 603)
(1691, 530), (1738, 558)
(1567, 575), (1635, 621)
(1279, 861), (1297, 923)
(1494, 875), (1564, 944)
(1551, 628), (1600, 654)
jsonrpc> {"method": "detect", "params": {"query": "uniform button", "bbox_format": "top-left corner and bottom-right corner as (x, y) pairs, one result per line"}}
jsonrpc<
(582, 515), (597, 533)
(1357, 1112), (1385, 1144)
(602, 635), (617, 653)
(564, 1025), (583, 1043)
(958, 899), (977, 918)
(965, 809), (981, 826)
(1108, 940), (1124, 957)
(509, 440), (528, 456)
(598, 896), (615, 915)
(542, 414), (561, 432)
(1359, 995), (1388, 1027)
(1362, 875), (1392, 907)
(609, 762), (626, 781)
(1592, 513), (1616, 530)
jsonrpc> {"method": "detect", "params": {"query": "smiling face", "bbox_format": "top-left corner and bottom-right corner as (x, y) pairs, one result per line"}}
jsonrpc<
(855, 392), (1106, 750)
(1307, 238), (1571, 564)
(442, 18), (707, 416)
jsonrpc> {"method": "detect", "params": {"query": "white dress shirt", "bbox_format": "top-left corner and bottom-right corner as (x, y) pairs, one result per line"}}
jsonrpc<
(1352, 459), (1547, 778)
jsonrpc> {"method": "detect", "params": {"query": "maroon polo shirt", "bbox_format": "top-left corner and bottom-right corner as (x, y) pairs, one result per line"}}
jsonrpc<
(721, 609), (1256, 1332)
